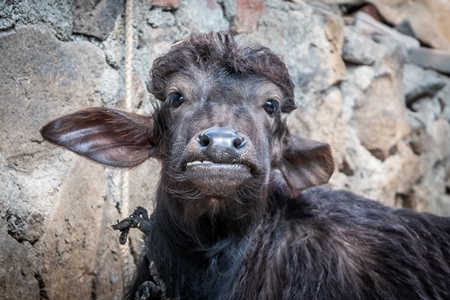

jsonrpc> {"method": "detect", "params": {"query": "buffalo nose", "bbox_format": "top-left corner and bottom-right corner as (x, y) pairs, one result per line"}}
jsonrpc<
(198, 128), (246, 160)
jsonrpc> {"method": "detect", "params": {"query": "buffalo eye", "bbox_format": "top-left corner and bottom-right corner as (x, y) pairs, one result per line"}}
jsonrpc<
(263, 99), (280, 117)
(168, 92), (185, 108)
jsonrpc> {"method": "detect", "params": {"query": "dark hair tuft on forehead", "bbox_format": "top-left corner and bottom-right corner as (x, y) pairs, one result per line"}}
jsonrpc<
(149, 32), (296, 113)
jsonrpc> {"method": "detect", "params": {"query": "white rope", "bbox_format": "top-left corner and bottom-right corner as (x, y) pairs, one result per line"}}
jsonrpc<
(120, 0), (134, 290)
(124, 0), (134, 112)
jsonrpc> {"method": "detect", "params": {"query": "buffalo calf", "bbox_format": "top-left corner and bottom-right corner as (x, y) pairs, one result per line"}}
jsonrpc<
(41, 32), (450, 300)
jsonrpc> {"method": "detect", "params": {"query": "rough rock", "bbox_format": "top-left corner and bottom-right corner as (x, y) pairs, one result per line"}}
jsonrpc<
(0, 0), (73, 40)
(350, 51), (410, 161)
(230, 0), (265, 34)
(403, 64), (446, 106)
(407, 47), (450, 76)
(342, 26), (377, 65)
(217, 0), (237, 21)
(0, 227), (40, 300)
(150, 0), (181, 10)
(368, 0), (450, 51)
(147, 8), (176, 28)
(73, 0), (125, 40)
(0, 25), (123, 298)
(353, 11), (420, 50)
(246, 0), (346, 93)
(175, 0), (229, 34)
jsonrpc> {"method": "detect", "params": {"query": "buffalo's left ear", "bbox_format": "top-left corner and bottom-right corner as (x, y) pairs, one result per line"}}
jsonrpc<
(275, 135), (335, 196)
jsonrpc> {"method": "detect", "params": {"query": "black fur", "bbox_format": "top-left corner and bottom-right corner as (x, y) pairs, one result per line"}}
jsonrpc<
(129, 186), (450, 300)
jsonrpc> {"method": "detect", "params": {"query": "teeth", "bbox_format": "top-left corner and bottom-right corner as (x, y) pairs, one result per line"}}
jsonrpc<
(186, 160), (214, 166)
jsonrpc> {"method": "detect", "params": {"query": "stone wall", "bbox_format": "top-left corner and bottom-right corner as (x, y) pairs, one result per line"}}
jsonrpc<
(1, 0), (450, 298)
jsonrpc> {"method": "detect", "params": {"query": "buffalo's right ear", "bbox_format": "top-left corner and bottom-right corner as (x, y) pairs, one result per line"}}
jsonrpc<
(40, 107), (158, 167)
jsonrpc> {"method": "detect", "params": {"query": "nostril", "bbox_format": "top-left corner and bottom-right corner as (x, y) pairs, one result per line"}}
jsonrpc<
(233, 137), (245, 149)
(198, 134), (210, 147)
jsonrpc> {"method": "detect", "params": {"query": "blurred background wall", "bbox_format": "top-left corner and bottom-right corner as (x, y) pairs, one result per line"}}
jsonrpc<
(1, 0), (450, 298)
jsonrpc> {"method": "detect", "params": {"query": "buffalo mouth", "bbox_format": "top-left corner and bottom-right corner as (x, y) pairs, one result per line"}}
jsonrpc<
(181, 159), (256, 195)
